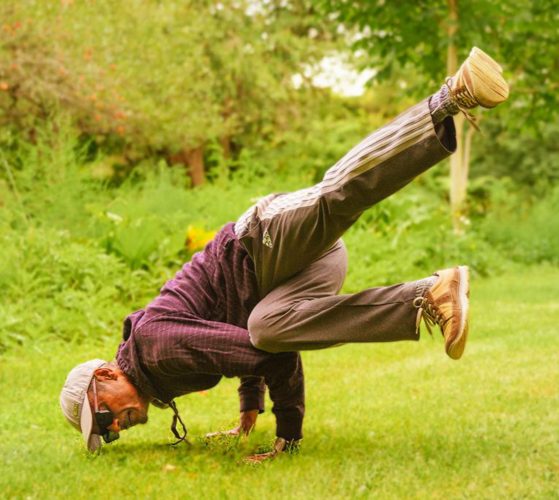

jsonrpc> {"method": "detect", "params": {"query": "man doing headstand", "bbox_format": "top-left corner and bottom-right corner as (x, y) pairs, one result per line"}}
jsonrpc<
(60, 48), (509, 462)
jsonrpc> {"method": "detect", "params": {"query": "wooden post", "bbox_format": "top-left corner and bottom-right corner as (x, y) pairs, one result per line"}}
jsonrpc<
(185, 146), (206, 186)
(168, 145), (206, 187)
(447, 0), (469, 233)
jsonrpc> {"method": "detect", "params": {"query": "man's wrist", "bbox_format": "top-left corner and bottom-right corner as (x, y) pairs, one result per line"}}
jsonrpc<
(238, 386), (266, 414)
(239, 401), (265, 413)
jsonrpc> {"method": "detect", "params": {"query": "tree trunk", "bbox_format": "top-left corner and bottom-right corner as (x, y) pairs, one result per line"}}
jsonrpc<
(168, 146), (206, 187)
(185, 146), (206, 186)
(447, 0), (468, 233)
(220, 136), (231, 159)
(449, 114), (467, 232)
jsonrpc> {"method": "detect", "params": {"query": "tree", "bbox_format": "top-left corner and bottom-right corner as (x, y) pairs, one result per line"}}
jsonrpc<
(319, 0), (559, 230)
(0, 0), (336, 185)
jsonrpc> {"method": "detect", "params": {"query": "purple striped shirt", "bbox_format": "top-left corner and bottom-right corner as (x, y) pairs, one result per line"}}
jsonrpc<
(116, 223), (304, 440)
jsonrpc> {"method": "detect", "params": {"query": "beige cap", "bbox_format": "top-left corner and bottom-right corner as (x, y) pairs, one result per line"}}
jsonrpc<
(60, 359), (107, 452)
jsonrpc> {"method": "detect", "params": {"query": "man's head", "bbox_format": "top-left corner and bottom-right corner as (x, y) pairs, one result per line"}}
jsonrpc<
(60, 359), (150, 452)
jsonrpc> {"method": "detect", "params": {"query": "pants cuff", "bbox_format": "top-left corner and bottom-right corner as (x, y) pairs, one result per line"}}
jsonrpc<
(415, 276), (436, 299)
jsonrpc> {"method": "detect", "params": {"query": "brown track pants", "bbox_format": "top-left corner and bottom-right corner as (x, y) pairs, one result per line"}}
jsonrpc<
(235, 99), (457, 353)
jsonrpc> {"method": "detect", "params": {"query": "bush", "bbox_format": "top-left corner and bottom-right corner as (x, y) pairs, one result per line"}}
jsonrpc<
(342, 185), (507, 292)
(0, 227), (151, 352)
(480, 185), (559, 265)
(1, 118), (557, 354)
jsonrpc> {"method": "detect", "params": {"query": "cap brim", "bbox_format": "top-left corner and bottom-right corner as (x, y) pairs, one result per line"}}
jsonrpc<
(80, 387), (102, 453)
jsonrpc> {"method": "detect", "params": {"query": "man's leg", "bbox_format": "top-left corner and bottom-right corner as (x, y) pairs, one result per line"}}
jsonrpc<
(235, 47), (508, 298)
(242, 47), (508, 360)
(236, 102), (455, 297)
(247, 239), (437, 352)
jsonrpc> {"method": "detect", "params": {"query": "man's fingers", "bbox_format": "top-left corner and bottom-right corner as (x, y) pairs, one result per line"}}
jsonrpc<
(243, 451), (275, 464)
(204, 428), (240, 439)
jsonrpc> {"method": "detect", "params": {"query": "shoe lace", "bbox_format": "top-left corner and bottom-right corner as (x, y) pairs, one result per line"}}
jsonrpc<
(413, 296), (448, 337)
(444, 78), (481, 132)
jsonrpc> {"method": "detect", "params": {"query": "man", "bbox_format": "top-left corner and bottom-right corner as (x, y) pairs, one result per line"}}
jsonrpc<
(60, 47), (509, 463)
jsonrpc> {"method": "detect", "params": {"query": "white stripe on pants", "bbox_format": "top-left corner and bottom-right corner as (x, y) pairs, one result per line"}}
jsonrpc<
(235, 99), (456, 298)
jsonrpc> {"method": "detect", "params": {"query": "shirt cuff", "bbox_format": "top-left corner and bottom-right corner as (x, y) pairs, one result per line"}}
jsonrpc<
(275, 412), (303, 441)
(239, 391), (265, 414)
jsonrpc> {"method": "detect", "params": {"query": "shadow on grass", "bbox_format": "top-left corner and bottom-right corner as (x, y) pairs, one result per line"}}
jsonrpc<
(88, 424), (523, 472)
(95, 433), (276, 467)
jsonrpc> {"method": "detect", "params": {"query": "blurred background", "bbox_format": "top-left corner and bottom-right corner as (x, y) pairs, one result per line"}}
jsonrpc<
(1, 0), (558, 352)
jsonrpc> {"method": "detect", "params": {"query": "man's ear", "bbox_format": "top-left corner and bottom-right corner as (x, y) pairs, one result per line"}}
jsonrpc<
(93, 366), (118, 381)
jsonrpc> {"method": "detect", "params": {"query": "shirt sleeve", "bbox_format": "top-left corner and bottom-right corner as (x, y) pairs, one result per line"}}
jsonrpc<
(134, 314), (305, 441)
(238, 377), (266, 413)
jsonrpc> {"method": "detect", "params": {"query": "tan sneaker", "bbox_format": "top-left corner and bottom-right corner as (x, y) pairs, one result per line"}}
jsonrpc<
(414, 266), (470, 360)
(450, 47), (509, 109)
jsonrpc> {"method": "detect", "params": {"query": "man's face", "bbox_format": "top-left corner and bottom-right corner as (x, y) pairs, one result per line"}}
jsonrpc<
(87, 366), (150, 436)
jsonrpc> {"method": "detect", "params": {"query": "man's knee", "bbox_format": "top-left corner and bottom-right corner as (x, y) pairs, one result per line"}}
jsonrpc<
(247, 310), (283, 353)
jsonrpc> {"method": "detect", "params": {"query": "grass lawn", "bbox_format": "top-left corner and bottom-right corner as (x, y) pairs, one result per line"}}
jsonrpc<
(1, 265), (558, 499)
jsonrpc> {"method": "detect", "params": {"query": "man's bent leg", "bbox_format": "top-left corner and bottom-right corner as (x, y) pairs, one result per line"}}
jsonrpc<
(247, 240), (435, 352)
(236, 102), (456, 297)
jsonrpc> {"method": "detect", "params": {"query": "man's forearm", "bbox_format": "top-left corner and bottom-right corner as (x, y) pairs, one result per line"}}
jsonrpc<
(258, 352), (305, 441)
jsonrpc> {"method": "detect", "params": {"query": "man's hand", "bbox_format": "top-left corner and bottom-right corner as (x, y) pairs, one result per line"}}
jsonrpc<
(244, 437), (301, 464)
(205, 409), (259, 439)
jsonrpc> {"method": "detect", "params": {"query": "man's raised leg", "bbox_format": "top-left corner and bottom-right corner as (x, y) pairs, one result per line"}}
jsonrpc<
(236, 48), (508, 298)
(240, 47), (509, 360)
(237, 101), (455, 297)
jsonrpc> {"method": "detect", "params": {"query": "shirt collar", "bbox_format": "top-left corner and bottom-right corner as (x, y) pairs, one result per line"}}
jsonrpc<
(115, 312), (169, 403)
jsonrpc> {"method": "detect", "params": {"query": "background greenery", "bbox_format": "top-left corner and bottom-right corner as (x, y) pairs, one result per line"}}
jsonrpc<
(1, 1), (558, 498)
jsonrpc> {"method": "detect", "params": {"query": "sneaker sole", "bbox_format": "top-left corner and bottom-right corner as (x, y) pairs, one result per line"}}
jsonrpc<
(448, 265), (470, 359)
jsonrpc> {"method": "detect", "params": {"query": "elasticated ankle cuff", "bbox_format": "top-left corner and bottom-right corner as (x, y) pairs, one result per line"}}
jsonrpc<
(415, 276), (437, 298)
(429, 80), (459, 124)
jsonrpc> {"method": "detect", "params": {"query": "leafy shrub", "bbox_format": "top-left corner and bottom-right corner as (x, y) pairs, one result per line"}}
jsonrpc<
(480, 185), (559, 265)
(0, 227), (154, 353)
(471, 119), (559, 197)
(342, 185), (506, 292)
(1, 114), (558, 354)
(0, 122), (108, 236)
(0, 0), (335, 161)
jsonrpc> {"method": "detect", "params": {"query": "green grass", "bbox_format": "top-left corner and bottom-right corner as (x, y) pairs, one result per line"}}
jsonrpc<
(1, 266), (558, 499)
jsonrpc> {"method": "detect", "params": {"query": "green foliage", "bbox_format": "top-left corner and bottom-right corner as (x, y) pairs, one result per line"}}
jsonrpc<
(342, 181), (508, 294)
(0, 0), (336, 157)
(471, 120), (559, 194)
(480, 185), (559, 265)
(248, 96), (372, 184)
(2, 117), (558, 352)
(0, 226), (146, 353)
(319, 0), (559, 129)
(0, 121), (106, 235)
(319, 0), (559, 189)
